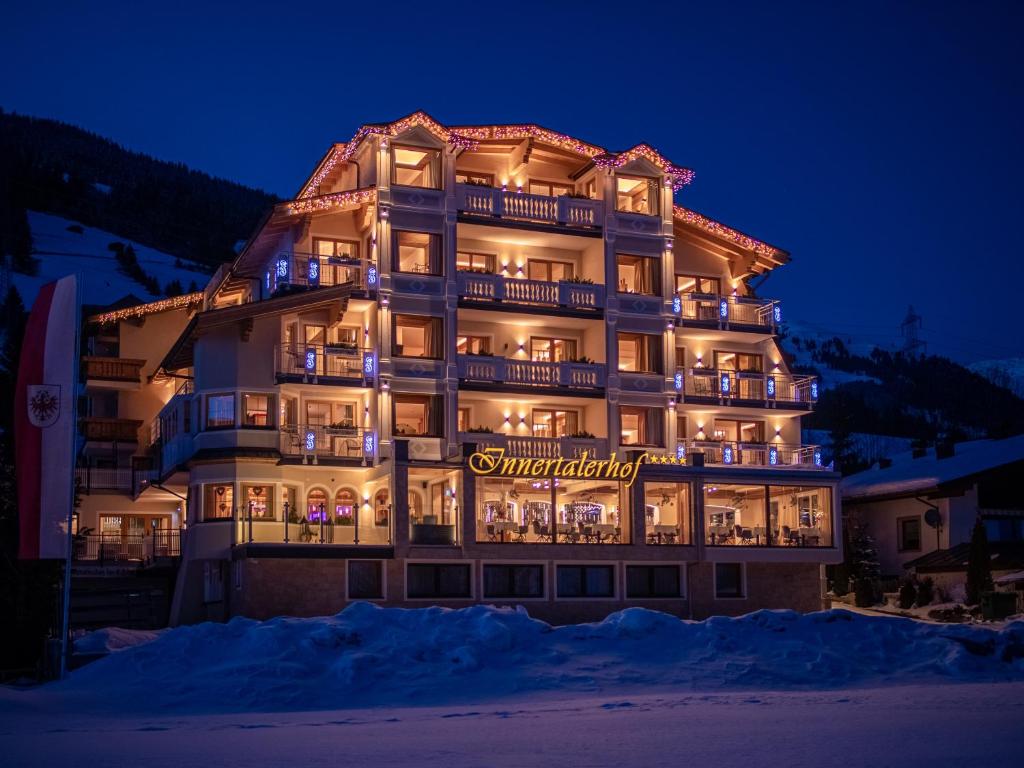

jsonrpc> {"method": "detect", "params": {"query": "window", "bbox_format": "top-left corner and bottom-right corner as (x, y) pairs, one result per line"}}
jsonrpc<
(984, 516), (1024, 542)
(241, 393), (273, 428)
(205, 394), (234, 429)
(705, 484), (832, 547)
(643, 481), (691, 544)
(620, 406), (662, 446)
(335, 488), (357, 522)
(456, 335), (491, 355)
(712, 419), (765, 443)
(898, 517), (922, 552)
(618, 333), (662, 374)
(407, 563), (471, 598)
(348, 561), (384, 600)
(203, 561), (224, 603)
(616, 174), (659, 215)
(393, 314), (443, 358)
(530, 337), (578, 362)
(457, 407), (471, 433)
(456, 170), (494, 186)
(714, 563), (746, 599)
(676, 275), (721, 295)
(203, 484), (234, 521)
(394, 231), (440, 275)
(483, 564), (544, 598)
(313, 237), (359, 260)
(528, 179), (572, 197)
(244, 485), (274, 520)
(306, 488), (329, 521)
(394, 394), (444, 437)
(374, 488), (390, 527)
(527, 259), (574, 282)
(391, 144), (441, 188)
(456, 251), (496, 273)
(556, 565), (615, 598)
(616, 254), (660, 295)
(714, 351), (763, 373)
(705, 484), (765, 545)
(532, 409), (579, 438)
(676, 414), (688, 440)
(626, 565), (682, 598)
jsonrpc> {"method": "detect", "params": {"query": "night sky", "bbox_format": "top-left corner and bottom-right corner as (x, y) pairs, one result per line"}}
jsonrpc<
(3, 1), (1021, 362)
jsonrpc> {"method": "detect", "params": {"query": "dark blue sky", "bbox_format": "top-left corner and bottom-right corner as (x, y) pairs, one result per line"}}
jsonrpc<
(3, 1), (1022, 362)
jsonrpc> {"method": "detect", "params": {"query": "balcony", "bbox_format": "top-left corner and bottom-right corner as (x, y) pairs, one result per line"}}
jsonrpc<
(677, 368), (818, 409)
(456, 272), (604, 313)
(459, 431), (608, 459)
(279, 424), (374, 464)
(676, 293), (780, 332)
(82, 356), (145, 388)
(275, 342), (376, 385)
(74, 466), (131, 491)
(457, 354), (605, 393)
(678, 440), (824, 469)
(80, 417), (142, 443)
(456, 184), (603, 228)
(72, 530), (182, 563)
(269, 252), (375, 294)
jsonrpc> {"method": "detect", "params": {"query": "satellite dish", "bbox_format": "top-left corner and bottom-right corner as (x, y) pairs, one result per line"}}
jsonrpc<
(924, 508), (943, 528)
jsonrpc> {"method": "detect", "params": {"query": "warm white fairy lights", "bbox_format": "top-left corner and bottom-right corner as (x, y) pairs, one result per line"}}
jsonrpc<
(673, 205), (783, 258)
(88, 292), (204, 325)
(287, 187), (377, 214)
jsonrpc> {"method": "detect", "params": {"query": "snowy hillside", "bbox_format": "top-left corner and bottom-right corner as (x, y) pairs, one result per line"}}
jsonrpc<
(9, 211), (209, 308)
(969, 357), (1024, 397)
(9, 604), (1023, 715)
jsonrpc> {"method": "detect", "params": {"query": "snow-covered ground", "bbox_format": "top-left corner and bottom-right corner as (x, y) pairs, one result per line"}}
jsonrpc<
(2, 605), (1023, 765)
(10, 211), (208, 307)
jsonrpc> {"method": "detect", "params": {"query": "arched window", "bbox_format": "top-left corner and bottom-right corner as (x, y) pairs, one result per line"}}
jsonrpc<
(307, 488), (328, 522)
(374, 488), (390, 526)
(335, 488), (357, 521)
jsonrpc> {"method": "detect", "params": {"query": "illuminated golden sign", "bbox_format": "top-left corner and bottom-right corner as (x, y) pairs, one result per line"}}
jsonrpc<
(468, 448), (648, 488)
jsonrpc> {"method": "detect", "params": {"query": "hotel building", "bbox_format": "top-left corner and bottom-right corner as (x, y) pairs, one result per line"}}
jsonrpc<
(72, 112), (839, 624)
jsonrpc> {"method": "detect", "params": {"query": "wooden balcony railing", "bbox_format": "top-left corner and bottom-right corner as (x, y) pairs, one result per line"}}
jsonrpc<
(457, 355), (605, 390)
(456, 272), (604, 311)
(456, 183), (603, 227)
(82, 356), (145, 383)
(80, 417), (143, 442)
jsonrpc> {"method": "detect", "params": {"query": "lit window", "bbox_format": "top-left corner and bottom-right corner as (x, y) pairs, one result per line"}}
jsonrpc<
(393, 315), (443, 358)
(394, 231), (440, 275)
(391, 145), (441, 188)
(616, 254), (660, 295)
(394, 395), (443, 437)
(205, 394), (234, 429)
(616, 175), (659, 215)
(241, 393), (273, 428)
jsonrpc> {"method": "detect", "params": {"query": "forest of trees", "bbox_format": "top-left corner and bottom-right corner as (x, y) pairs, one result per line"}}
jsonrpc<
(0, 109), (279, 274)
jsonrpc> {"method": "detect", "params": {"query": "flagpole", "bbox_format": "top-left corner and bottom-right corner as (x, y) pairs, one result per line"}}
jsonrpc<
(58, 275), (82, 680)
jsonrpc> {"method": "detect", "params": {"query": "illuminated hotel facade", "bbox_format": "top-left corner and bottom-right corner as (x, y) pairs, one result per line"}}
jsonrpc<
(74, 112), (839, 622)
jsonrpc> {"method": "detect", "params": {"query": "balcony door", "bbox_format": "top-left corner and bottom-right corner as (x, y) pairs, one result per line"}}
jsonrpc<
(530, 337), (578, 363)
(532, 409), (579, 438)
(527, 259), (574, 283)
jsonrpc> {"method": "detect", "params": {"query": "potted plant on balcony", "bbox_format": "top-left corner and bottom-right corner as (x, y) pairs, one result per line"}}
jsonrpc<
(567, 355), (595, 364)
(561, 276), (595, 284)
(465, 426), (494, 434)
(326, 419), (357, 436)
(569, 430), (596, 439)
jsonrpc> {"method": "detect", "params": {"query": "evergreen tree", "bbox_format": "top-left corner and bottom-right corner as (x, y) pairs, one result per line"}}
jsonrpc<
(965, 518), (993, 605)
(847, 521), (881, 607)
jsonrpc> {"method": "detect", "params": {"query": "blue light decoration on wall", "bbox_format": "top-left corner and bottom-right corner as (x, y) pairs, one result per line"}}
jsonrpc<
(773, 303), (782, 323)
(305, 347), (317, 372)
(362, 352), (376, 377)
(672, 295), (681, 315)
(767, 376), (776, 399)
(676, 443), (686, 460)
(307, 256), (320, 287)
(305, 430), (316, 452)
(723, 445), (734, 464)
(810, 380), (819, 400)
(720, 372), (731, 395)
(367, 265), (378, 287)
(719, 298), (729, 320)
(363, 431), (375, 456)
(813, 449), (823, 467)
(265, 271), (271, 291)
(769, 445), (779, 466)
(674, 371), (683, 391)
(276, 257), (289, 281)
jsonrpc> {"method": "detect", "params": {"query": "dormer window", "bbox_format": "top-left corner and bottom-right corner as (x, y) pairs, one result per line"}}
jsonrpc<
(391, 144), (441, 188)
(616, 174), (659, 215)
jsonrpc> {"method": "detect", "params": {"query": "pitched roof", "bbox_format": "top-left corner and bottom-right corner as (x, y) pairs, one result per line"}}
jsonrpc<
(903, 541), (1024, 573)
(841, 434), (1024, 502)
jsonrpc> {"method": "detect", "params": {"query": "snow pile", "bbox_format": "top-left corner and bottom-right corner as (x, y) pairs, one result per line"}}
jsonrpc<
(30, 605), (1024, 714)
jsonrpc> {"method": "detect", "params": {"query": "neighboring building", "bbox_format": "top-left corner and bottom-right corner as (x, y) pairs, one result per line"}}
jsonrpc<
(70, 111), (839, 624)
(841, 435), (1024, 589)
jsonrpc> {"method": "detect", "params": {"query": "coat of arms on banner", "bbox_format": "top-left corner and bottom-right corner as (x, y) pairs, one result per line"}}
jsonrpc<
(27, 384), (61, 428)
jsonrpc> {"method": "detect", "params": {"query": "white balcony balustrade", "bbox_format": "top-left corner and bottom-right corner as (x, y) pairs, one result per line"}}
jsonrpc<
(456, 184), (603, 227)
(459, 432), (608, 460)
(456, 272), (604, 311)
(457, 354), (605, 390)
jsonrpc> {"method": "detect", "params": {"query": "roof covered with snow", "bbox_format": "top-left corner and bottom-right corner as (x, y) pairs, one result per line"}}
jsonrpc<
(841, 434), (1024, 501)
